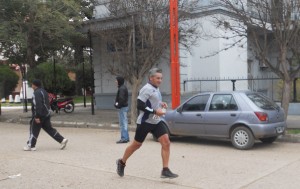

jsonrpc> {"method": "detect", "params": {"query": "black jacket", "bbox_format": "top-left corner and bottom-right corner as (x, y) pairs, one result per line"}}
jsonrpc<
(115, 77), (128, 109)
(32, 87), (51, 119)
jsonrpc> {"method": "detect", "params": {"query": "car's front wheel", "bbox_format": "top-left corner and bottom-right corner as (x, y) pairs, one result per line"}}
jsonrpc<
(231, 126), (254, 150)
(260, 136), (277, 144)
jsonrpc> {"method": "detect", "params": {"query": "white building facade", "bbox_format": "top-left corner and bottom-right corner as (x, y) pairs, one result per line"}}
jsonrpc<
(87, 0), (271, 109)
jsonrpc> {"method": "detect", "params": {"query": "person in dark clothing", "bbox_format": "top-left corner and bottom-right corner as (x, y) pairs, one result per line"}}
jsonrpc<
(115, 76), (129, 143)
(23, 79), (68, 151)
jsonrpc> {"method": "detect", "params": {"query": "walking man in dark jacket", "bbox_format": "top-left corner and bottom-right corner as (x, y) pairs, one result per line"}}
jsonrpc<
(115, 76), (129, 143)
(24, 79), (68, 151)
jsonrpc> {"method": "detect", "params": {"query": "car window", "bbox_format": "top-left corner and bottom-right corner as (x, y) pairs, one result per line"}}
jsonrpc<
(209, 94), (238, 111)
(246, 93), (279, 110)
(182, 95), (210, 112)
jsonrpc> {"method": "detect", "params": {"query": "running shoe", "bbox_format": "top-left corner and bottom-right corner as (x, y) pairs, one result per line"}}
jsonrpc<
(116, 159), (126, 177)
(161, 168), (178, 178)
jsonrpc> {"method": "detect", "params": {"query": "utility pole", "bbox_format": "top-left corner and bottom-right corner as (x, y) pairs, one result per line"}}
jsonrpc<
(22, 65), (28, 112)
(53, 55), (58, 113)
(169, 0), (180, 109)
(82, 57), (86, 107)
(132, 15), (137, 75)
(88, 29), (95, 115)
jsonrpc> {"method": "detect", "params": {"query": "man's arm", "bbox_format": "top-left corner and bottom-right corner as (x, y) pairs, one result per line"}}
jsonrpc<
(137, 99), (156, 114)
(137, 99), (165, 116)
(34, 91), (43, 118)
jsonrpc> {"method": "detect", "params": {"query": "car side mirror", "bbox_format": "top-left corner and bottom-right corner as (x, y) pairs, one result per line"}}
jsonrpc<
(177, 106), (183, 113)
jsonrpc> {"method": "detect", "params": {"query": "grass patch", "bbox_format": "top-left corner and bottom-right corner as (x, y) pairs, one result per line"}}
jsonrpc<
(287, 129), (300, 135)
(73, 96), (92, 104)
(0, 96), (91, 106)
(0, 102), (24, 107)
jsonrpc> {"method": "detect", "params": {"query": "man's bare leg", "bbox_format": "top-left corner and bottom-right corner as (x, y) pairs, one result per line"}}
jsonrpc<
(159, 134), (178, 178)
(158, 134), (170, 168)
(117, 140), (142, 177)
(121, 140), (142, 163)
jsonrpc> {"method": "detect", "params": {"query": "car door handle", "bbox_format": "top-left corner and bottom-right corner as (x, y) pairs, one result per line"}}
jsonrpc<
(196, 114), (202, 117)
(230, 114), (236, 117)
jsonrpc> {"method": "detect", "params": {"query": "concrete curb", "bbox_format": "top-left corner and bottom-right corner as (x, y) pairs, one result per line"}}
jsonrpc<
(1, 116), (138, 131)
(1, 116), (300, 143)
(277, 134), (300, 143)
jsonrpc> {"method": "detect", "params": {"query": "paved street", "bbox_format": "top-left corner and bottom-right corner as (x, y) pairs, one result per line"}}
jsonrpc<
(1, 122), (300, 189)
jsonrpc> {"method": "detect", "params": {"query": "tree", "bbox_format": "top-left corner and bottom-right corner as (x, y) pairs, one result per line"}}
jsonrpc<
(93, 0), (202, 123)
(0, 0), (96, 70)
(75, 62), (93, 95)
(27, 62), (74, 96)
(213, 0), (300, 118)
(0, 65), (19, 98)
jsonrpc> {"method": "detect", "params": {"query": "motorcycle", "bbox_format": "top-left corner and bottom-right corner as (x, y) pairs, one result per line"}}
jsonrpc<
(48, 93), (74, 113)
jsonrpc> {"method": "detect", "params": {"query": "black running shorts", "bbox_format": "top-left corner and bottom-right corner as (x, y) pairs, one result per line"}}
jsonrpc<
(134, 121), (168, 143)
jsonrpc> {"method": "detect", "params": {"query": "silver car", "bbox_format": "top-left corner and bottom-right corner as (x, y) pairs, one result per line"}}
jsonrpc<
(162, 91), (286, 150)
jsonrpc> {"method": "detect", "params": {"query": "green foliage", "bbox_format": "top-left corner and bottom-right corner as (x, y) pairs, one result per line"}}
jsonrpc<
(75, 63), (93, 95)
(73, 96), (92, 104)
(0, 65), (19, 98)
(287, 129), (300, 135)
(27, 62), (75, 96)
(0, 0), (96, 67)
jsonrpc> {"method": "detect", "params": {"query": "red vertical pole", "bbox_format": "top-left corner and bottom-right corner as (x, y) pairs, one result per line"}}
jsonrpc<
(169, 0), (180, 109)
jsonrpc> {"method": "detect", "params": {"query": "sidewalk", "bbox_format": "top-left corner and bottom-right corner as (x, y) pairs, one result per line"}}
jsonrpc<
(0, 104), (122, 129)
(1, 104), (300, 142)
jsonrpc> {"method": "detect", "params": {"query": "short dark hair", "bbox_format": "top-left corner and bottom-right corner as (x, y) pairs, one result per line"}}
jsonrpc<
(32, 79), (42, 87)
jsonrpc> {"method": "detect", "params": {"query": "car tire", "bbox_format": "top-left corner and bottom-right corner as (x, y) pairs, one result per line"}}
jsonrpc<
(260, 136), (278, 144)
(231, 126), (255, 150)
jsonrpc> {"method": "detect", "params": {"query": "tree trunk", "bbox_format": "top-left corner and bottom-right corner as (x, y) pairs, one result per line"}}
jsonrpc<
(130, 78), (142, 125)
(281, 79), (292, 119)
(26, 32), (36, 67)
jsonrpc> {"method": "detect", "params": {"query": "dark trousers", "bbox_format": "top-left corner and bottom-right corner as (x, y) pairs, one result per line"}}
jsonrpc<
(27, 116), (64, 148)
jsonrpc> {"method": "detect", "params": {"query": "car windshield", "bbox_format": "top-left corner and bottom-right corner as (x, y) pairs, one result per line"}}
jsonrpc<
(246, 93), (279, 110)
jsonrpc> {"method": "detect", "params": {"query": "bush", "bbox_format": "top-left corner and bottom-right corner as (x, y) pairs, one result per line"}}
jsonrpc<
(62, 80), (76, 96)
(75, 63), (93, 95)
(0, 65), (19, 98)
(27, 62), (75, 96)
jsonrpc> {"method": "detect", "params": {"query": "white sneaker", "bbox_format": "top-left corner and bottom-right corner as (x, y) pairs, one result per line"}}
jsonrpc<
(60, 139), (68, 150)
(23, 145), (36, 151)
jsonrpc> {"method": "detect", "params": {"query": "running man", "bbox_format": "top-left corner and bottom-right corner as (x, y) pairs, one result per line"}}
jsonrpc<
(116, 68), (178, 178)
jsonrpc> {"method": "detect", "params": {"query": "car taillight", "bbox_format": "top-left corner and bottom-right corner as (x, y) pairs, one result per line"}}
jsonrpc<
(255, 112), (268, 121)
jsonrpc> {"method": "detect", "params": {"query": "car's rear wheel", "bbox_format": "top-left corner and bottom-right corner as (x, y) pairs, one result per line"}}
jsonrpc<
(231, 126), (254, 150)
(260, 136), (277, 144)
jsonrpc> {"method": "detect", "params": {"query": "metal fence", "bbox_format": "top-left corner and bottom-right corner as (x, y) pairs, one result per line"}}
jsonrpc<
(182, 77), (300, 102)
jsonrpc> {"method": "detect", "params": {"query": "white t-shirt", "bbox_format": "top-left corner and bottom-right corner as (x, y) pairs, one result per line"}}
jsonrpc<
(136, 83), (162, 124)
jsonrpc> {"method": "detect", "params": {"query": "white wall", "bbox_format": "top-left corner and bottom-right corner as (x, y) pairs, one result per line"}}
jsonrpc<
(91, 3), (250, 108)
(180, 15), (248, 93)
(92, 35), (172, 109)
(20, 81), (33, 100)
(218, 19), (248, 91)
(94, 1), (110, 19)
